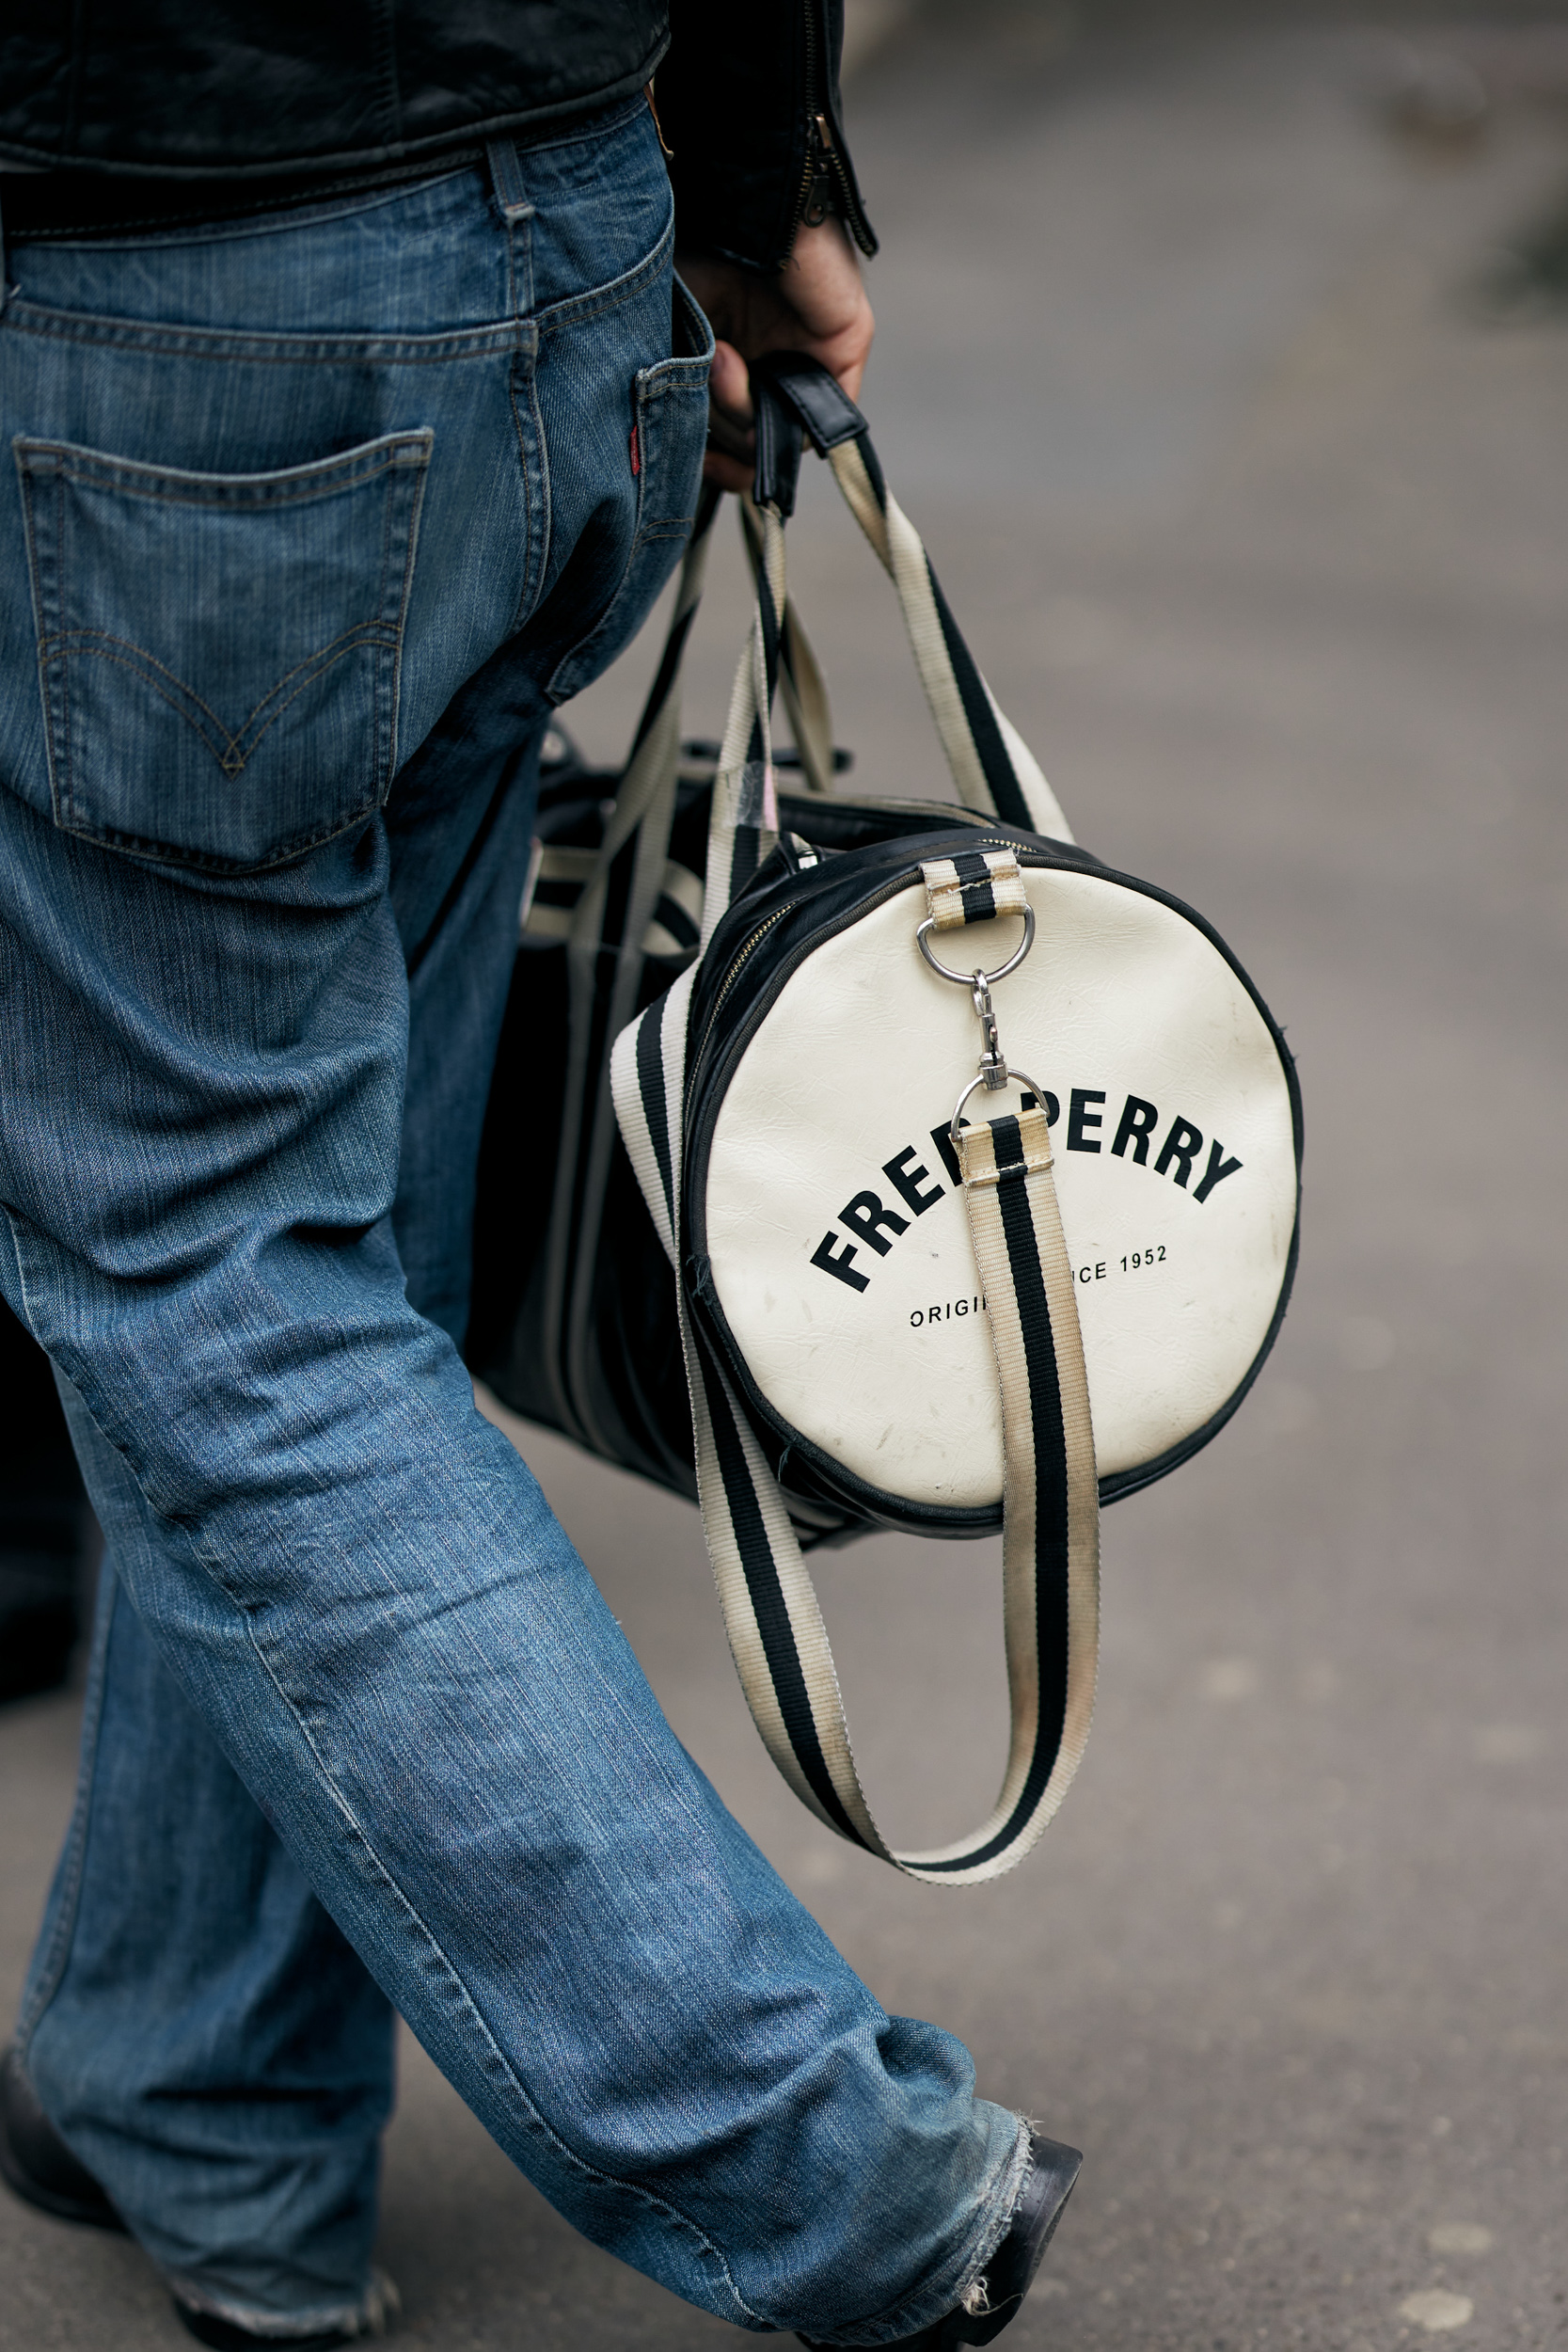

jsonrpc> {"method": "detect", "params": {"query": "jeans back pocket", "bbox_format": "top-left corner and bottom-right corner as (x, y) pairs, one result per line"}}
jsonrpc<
(15, 430), (432, 873)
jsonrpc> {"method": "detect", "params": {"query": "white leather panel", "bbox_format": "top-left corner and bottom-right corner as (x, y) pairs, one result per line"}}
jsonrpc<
(704, 871), (1297, 1509)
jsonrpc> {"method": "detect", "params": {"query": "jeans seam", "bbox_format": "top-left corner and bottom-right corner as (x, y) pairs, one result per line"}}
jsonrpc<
(512, 204), (533, 318)
(376, 447), (397, 739)
(233, 1604), (768, 2329)
(506, 358), (547, 632)
(22, 474), (405, 510)
(507, 90), (648, 163)
(48, 805), (381, 874)
(14, 1591), (112, 2048)
(541, 360), (659, 701)
(54, 467), (73, 829)
(382, 431), (429, 785)
(2, 302), (530, 365)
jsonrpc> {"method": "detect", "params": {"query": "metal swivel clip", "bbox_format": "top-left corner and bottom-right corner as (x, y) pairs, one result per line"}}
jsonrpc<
(914, 903), (1052, 1150)
(970, 968), (1006, 1089)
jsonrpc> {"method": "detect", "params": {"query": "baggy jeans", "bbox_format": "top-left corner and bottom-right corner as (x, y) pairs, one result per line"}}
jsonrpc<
(0, 101), (1027, 2344)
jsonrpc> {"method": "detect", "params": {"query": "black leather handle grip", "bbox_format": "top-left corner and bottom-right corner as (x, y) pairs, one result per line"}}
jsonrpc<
(751, 352), (868, 517)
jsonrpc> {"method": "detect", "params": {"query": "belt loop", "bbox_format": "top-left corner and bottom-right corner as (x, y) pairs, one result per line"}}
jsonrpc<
(484, 136), (531, 220)
(484, 137), (533, 316)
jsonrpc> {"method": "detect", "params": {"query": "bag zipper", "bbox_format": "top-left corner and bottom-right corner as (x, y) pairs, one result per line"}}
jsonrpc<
(695, 904), (793, 1072)
(787, 1), (879, 259)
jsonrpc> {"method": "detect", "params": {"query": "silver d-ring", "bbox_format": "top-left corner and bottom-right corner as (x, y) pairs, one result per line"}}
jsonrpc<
(949, 1068), (1054, 1152)
(917, 905), (1035, 988)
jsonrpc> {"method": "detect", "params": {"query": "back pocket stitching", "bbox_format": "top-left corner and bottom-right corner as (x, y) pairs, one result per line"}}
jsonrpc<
(39, 625), (401, 781)
(16, 433), (431, 865)
(38, 623), (400, 775)
(241, 626), (401, 772)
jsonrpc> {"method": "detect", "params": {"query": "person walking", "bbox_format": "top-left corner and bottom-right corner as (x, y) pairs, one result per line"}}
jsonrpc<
(0, 8), (1080, 2344)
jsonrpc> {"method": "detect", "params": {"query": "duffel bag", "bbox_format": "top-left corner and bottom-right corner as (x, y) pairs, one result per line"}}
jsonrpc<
(610, 359), (1301, 1883)
(476, 358), (1302, 1883)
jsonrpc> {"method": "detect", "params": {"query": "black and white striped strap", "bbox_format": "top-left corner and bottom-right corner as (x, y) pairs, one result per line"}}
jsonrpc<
(702, 418), (1069, 950)
(923, 845), (1030, 932)
(738, 495), (837, 799)
(611, 983), (1100, 1883)
(700, 500), (787, 946)
(828, 436), (1073, 843)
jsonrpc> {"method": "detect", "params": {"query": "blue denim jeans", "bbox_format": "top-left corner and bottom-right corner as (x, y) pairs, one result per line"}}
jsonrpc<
(0, 103), (1028, 2346)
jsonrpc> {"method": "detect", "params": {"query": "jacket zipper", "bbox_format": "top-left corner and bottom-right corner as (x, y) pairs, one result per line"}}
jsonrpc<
(786, 1), (879, 259)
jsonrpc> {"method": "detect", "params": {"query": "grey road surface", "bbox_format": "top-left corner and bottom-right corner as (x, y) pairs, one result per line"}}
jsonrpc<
(4, 12), (1567, 2350)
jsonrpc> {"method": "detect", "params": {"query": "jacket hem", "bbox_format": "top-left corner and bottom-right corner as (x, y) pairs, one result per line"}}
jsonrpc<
(0, 45), (668, 183)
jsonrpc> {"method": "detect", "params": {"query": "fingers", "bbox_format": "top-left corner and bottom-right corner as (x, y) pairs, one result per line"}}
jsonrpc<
(704, 337), (755, 492)
(691, 262), (875, 491)
(708, 339), (753, 424)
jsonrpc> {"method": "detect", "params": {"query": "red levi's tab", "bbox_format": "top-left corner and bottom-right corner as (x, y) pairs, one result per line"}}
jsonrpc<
(628, 422), (641, 476)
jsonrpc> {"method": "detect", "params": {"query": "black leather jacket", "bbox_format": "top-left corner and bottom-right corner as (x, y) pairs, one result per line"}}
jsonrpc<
(0, 0), (875, 273)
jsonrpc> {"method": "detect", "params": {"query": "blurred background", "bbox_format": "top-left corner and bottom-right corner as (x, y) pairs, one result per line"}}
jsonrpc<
(4, 3), (1566, 2346)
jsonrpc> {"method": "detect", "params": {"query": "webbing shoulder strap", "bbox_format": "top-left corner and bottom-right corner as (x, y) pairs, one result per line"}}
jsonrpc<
(737, 494), (837, 799)
(700, 501), (787, 947)
(828, 436), (1073, 844)
(611, 977), (1101, 1883)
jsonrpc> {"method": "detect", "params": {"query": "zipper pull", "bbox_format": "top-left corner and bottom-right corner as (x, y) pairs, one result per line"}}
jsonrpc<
(801, 115), (835, 229)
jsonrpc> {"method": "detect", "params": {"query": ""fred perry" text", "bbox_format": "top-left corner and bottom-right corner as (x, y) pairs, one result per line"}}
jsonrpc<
(810, 1087), (1242, 1295)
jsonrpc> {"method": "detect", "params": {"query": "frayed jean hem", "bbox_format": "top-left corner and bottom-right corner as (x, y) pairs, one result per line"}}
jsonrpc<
(799, 2113), (1032, 2347)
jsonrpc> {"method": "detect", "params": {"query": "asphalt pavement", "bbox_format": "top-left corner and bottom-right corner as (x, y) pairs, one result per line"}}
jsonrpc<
(4, 9), (1568, 2349)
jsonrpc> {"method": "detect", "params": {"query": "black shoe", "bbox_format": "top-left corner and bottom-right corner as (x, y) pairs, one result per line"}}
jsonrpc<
(170, 2266), (400, 2348)
(172, 2307), (373, 2351)
(800, 2130), (1082, 2352)
(0, 2046), (125, 2233)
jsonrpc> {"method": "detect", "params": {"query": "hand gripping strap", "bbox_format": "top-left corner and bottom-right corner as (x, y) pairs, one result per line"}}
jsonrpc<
(827, 436), (1074, 845)
(611, 977), (1101, 1881)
